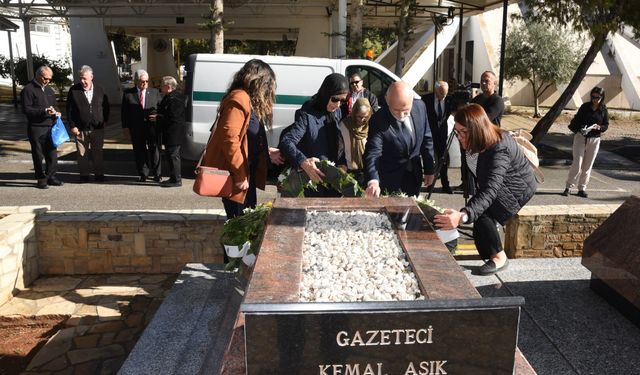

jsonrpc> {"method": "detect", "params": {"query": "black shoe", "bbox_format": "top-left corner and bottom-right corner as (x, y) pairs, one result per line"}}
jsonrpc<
(36, 181), (49, 189)
(153, 175), (161, 182)
(79, 176), (90, 183)
(94, 175), (106, 182)
(47, 178), (64, 186)
(478, 259), (509, 276)
(442, 186), (453, 194)
(577, 190), (588, 198)
(160, 180), (182, 188)
(561, 188), (569, 196)
(138, 175), (147, 182)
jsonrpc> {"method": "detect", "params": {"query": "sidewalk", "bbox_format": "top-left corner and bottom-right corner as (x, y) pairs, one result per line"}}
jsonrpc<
(0, 274), (176, 374)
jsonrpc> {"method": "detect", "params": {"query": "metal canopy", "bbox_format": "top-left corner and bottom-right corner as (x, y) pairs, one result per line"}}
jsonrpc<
(0, 15), (19, 31)
(1, 0), (512, 24)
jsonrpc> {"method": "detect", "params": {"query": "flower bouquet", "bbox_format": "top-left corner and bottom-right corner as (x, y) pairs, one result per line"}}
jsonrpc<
(220, 201), (273, 274)
(414, 196), (459, 253)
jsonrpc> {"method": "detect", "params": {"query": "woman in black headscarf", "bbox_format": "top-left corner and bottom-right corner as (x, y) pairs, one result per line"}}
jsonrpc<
(279, 73), (349, 196)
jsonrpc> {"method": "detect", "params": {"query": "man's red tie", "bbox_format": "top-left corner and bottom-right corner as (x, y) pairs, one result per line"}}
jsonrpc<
(139, 90), (145, 109)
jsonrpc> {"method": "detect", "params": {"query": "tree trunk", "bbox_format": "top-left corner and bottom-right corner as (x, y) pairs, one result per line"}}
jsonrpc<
(530, 31), (606, 143)
(394, 0), (410, 76)
(350, 0), (364, 58)
(211, 0), (224, 53)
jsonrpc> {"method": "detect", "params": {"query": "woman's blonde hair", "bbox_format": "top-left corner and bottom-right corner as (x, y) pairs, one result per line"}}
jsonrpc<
(454, 103), (502, 153)
(223, 59), (276, 129)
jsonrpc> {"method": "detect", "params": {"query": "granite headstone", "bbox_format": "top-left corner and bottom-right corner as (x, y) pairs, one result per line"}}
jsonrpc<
(582, 195), (640, 326)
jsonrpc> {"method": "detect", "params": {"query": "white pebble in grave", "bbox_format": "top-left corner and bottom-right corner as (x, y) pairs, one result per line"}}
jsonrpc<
(300, 210), (424, 302)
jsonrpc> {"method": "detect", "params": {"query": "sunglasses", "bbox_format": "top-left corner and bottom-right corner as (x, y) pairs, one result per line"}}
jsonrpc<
(591, 95), (601, 100)
(330, 96), (345, 103)
(139, 80), (149, 84)
(350, 80), (362, 85)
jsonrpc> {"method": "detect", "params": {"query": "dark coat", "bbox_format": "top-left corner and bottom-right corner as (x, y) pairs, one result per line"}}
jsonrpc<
(66, 83), (110, 130)
(423, 92), (453, 155)
(363, 99), (435, 193)
(465, 132), (536, 225)
(21, 80), (58, 127)
(157, 90), (186, 146)
(568, 102), (609, 138)
(471, 92), (505, 126)
(121, 86), (161, 129)
(279, 100), (344, 169)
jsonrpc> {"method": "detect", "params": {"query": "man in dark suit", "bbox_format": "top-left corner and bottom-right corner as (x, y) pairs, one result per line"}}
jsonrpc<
(423, 80), (453, 193)
(66, 65), (110, 183)
(21, 65), (63, 189)
(121, 69), (161, 182)
(364, 81), (435, 197)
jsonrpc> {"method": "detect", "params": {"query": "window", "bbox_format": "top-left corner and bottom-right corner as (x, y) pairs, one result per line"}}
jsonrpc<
(29, 23), (50, 34)
(346, 65), (396, 108)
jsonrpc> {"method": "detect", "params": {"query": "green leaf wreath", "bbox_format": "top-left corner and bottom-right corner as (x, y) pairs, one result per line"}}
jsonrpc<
(277, 160), (364, 197)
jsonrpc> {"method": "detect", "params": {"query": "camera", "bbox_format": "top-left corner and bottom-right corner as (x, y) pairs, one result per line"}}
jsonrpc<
(451, 82), (480, 110)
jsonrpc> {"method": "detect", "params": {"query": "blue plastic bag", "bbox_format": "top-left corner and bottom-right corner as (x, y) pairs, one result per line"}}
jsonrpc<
(51, 117), (70, 148)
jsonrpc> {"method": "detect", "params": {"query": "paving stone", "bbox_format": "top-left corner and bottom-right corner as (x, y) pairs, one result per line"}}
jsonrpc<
(124, 312), (144, 328)
(73, 359), (102, 375)
(88, 321), (124, 334)
(99, 332), (117, 347)
(41, 353), (68, 371)
(67, 344), (126, 365)
(93, 285), (142, 296)
(129, 296), (151, 312)
(114, 327), (138, 343)
(0, 298), (37, 316)
(31, 276), (82, 292)
(106, 275), (141, 284)
(27, 327), (75, 369)
(35, 300), (77, 316)
(73, 333), (101, 349)
(97, 302), (122, 322)
(139, 274), (168, 284)
(52, 367), (73, 375)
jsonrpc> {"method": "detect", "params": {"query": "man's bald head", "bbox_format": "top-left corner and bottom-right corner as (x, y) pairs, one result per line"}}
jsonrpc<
(386, 81), (414, 121)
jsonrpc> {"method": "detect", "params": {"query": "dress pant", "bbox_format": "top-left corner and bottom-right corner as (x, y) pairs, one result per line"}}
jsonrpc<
(472, 213), (503, 260)
(164, 144), (182, 182)
(434, 146), (450, 188)
(566, 133), (600, 191)
(130, 123), (161, 178)
(75, 129), (104, 177)
(28, 125), (58, 182)
(223, 172), (258, 220)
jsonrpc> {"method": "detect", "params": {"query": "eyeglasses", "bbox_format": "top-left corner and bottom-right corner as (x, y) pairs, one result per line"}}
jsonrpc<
(591, 95), (601, 100)
(41, 76), (52, 81)
(453, 127), (468, 137)
(139, 80), (149, 84)
(350, 80), (362, 85)
(330, 96), (345, 103)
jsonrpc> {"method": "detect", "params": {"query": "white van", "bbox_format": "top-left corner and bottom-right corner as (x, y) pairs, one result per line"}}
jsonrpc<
(182, 53), (405, 160)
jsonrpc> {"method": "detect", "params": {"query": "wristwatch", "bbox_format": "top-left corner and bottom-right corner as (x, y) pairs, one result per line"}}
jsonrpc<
(460, 210), (469, 224)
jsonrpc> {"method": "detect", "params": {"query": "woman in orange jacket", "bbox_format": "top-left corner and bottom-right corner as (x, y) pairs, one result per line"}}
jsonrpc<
(202, 59), (283, 219)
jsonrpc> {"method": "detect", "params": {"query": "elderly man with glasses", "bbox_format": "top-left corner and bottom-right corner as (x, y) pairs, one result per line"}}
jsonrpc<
(121, 69), (161, 182)
(21, 65), (63, 189)
(341, 72), (380, 118)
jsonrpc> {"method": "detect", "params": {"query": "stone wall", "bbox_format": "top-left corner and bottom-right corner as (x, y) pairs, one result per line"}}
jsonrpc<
(0, 206), (47, 305)
(505, 204), (621, 258)
(36, 210), (227, 275)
